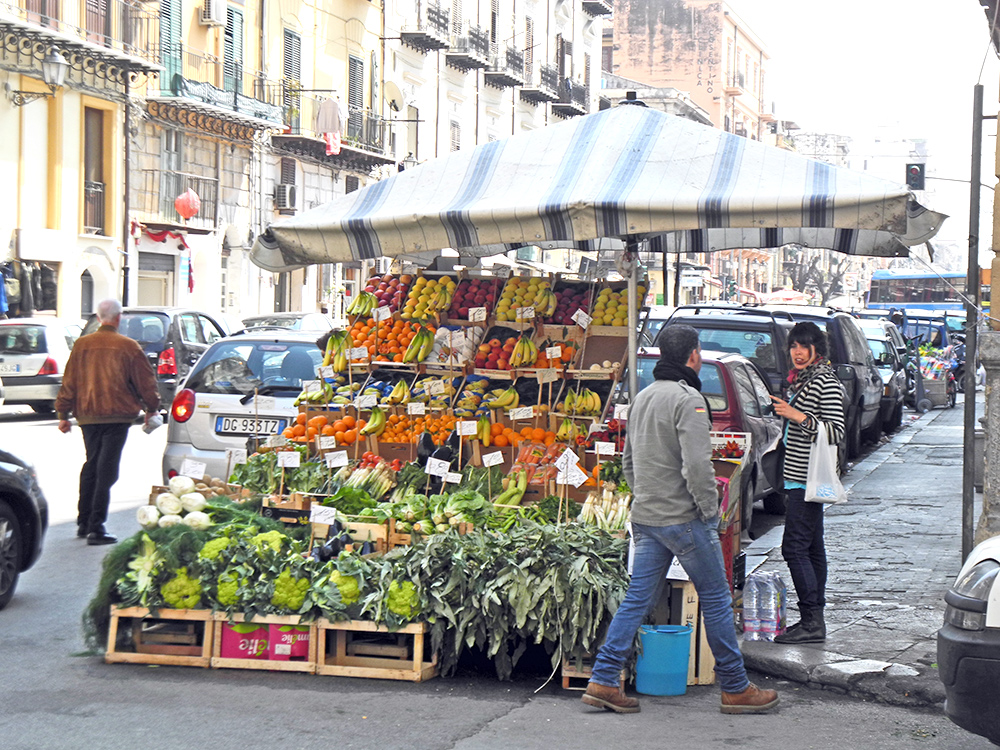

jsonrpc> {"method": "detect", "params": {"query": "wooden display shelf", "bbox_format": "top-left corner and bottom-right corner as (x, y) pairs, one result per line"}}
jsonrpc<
(315, 618), (438, 682)
(387, 517), (474, 550)
(105, 606), (215, 668)
(561, 653), (626, 691)
(310, 514), (389, 554)
(210, 614), (317, 673)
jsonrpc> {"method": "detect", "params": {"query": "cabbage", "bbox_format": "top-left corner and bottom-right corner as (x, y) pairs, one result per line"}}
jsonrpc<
(181, 511), (212, 530)
(136, 505), (160, 530)
(155, 493), (183, 515)
(180, 492), (207, 513)
(168, 475), (197, 496)
(158, 514), (183, 528)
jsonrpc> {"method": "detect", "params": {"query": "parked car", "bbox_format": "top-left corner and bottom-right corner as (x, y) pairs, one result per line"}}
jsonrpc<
(162, 329), (324, 482)
(0, 318), (82, 413)
(624, 347), (784, 524)
(241, 312), (335, 333)
(82, 307), (228, 407)
(857, 318), (908, 432)
(0, 447), (49, 609)
(937, 533), (1000, 745)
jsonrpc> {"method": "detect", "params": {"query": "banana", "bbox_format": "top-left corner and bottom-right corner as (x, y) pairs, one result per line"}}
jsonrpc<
(563, 389), (577, 414)
(402, 331), (423, 363)
(417, 326), (435, 362)
(492, 386), (517, 408)
(477, 415), (492, 446)
(555, 417), (576, 442)
(359, 406), (386, 437)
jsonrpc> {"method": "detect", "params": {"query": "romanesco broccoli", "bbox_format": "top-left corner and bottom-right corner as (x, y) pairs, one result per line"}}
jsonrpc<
(199, 537), (231, 561)
(216, 570), (243, 607)
(160, 567), (202, 609)
(387, 580), (419, 619)
(251, 530), (286, 552)
(328, 570), (360, 605)
(271, 569), (310, 611)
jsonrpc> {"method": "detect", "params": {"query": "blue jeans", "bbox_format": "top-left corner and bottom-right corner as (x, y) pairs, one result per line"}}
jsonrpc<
(781, 488), (827, 610)
(589, 518), (750, 694)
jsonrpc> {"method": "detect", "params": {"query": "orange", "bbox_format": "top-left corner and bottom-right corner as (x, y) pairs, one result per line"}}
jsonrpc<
(296, 413), (307, 425)
(520, 426), (534, 438)
(502, 427), (515, 437)
(292, 424), (306, 437)
(357, 419), (367, 431)
(282, 427), (295, 439)
(531, 427), (546, 441)
(343, 429), (357, 444)
(332, 420), (347, 433)
(490, 423), (504, 437)
(543, 435), (556, 446)
(306, 426), (318, 439)
(335, 430), (347, 443)
(321, 424), (336, 436)
(493, 434), (509, 447)
(342, 415), (357, 429)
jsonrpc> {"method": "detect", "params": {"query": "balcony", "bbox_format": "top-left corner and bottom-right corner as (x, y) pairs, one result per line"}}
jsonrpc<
(519, 63), (559, 105)
(581, 0), (612, 16)
(271, 92), (395, 173)
(0, 0), (160, 82)
(400, 1), (450, 53)
(445, 25), (489, 71)
(149, 44), (285, 134)
(484, 46), (525, 89)
(83, 180), (105, 235)
(132, 169), (219, 230)
(551, 79), (589, 118)
(724, 72), (745, 96)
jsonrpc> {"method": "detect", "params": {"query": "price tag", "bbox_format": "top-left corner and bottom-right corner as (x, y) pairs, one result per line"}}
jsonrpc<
(310, 505), (339, 525)
(425, 457), (451, 477)
(324, 451), (349, 468)
(468, 307), (487, 322)
(319, 436), (338, 449)
(264, 435), (288, 448)
(319, 366), (336, 379)
(614, 404), (630, 420)
(535, 368), (559, 384)
(302, 379), (323, 393)
(180, 458), (207, 479)
(508, 406), (534, 421)
(546, 345), (562, 360)
(482, 451), (505, 467)
(373, 305), (392, 322)
(351, 347), (369, 360)
(515, 305), (535, 320)
(494, 265), (512, 279)
(225, 448), (247, 465)
(277, 450), (301, 468)
(444, 472), (463, 484)
(594, 441), (617, 456)
(555, 448), (579, 473)
(427, 380), (447, 396)
(572, 309), (592, 329)
(356, 394), (378, 409)
(458, 420), (479, 436)
(557, 463), (590, 487)
(255, 395), (276, 410)
(407, 402), (426, 415)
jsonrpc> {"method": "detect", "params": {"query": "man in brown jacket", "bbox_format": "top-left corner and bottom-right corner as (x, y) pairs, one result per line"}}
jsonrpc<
(56, 299), (160, 545)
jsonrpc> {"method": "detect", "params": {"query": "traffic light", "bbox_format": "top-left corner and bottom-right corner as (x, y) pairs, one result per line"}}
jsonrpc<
(728, 279), (737, 297)
(905, 163), (925, 191)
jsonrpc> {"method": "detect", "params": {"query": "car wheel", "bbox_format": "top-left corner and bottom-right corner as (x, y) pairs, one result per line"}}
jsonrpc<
(0, 499), (21, 610)
(762, 491), (786, 515)
(862, 405), (881, 444)
(847, 409), (863, 459)
(30, 402), (55, 414)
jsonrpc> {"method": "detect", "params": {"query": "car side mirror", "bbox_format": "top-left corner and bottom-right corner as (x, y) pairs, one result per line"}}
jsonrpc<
(835, 364), (855, 381)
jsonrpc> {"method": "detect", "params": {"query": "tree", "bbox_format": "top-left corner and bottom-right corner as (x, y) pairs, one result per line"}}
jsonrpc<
(781, 247), (846, 305)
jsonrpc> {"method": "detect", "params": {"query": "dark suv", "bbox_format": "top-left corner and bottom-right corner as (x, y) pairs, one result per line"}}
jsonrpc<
(82, 307), (227, 406)
(0, 448), (48, 609)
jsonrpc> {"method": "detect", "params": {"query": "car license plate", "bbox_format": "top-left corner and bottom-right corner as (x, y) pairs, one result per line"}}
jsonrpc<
(215, 416), (287, 436)
(0, 363), (20, 374)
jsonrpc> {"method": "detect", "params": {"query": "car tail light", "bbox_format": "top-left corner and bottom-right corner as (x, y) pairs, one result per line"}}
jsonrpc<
(171, 388), (196, 423)
(158, 347), (177, 375)
(38, 357), (58, 375)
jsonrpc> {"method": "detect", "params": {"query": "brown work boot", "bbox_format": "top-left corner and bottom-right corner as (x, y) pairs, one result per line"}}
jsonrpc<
(720, 682), (780, 714)
(581, 682), (641, 713)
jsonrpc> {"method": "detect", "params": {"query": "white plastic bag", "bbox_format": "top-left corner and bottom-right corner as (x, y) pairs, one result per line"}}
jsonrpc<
(805, 422), (847, 504)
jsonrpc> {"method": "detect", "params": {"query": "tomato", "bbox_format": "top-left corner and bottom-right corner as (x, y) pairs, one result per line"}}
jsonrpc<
(362, 451), (374, 462)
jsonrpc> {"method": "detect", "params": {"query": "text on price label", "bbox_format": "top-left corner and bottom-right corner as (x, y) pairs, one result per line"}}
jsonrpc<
(180, 459), (207, 479)
(614, 404), (630, 420)
(535, 368), (559, 384)
(555, 448), (579, 473)
(594, 441), (617, 456)
(325, 451), (349, 468)
(458, 420), (479, 436)
(356, 394), (378, 408)
(319, 435), (338, 449)
(310, 505), (339, 525)
(427, 380), (447, 395)
(444, 472), (463, 484)
(319, 366), (336, 379)
(494, 265), (512, 279)
(508, 406), (534, 420)
(468, 307), (487, 322)
(546, 346), (562, 359)
(425, 457), (450, 477)
(407, 401), (425, 415)
(302, 379), (322, 393)
(277, 451), (301, 468)
(571, 309), (592, 329)
(373, 305), (392, 322)
(557, 463), (590, 487)
(482, 451), (505, 467)
(515, 306), (535, 320)
(254, 395), (276, 410)
(225, 448), (247, 465)
(351, 347), (369, 360)
(264, 435), (287, 448)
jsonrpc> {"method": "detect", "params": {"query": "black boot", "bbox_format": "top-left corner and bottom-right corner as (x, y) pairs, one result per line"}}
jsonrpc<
(774, 606), (825, 644)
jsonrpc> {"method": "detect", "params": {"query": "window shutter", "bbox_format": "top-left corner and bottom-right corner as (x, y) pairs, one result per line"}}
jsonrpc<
(490, 0), (499, 46)
(280, 158), (296, 185)
(524, 17), (533, 78)
(283, 29), (301, 82)
(345, 175), (360, 193)
(159, 0), (182, 84)
(450, 121), (460, 152)
(224, 7), (244, 93)
(451, 0), (462, 35)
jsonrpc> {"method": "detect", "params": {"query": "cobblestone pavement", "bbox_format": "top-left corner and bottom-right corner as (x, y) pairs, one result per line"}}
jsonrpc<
(740, 393), (982, 707)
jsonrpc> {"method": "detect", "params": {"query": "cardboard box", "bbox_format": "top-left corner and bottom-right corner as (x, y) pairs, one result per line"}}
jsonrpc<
(219, 622), (269, 660)
(268, 623), (311, 660)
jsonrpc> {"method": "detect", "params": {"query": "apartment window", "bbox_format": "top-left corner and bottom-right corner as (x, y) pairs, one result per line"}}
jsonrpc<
(348, 55), (364, 141)
(83, 107), (105, 235)
(584, 53), (591, 94)
(224, 6), (244, 94)
(450, 120), (460, 152)
(345, 175), (360, 193)
(159, 0), (182, 90)
(451, 0), (462, 35)
(525, 17), (534, 79)
(407, 105), (419, 160)
(278, 157), (296, 216)
(490, 0), (499, 48)
(160, 128), (183, 220)
(283, 29), (302, 132)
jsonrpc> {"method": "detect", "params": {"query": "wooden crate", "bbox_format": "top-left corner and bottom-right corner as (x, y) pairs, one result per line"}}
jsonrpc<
(560, 653), (625, 691)
(387, 517), (474, 550)
(310, 515), (389, 554)
(315, 619), (438, 682)
(210, 614), (317, 673)
(669, 581), (716, 686)
(261, 494), (314, 527)
(105, 606), (214, 668)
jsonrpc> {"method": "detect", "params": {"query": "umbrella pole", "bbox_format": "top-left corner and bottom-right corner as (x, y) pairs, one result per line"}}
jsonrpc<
(627, 241), (639, 402)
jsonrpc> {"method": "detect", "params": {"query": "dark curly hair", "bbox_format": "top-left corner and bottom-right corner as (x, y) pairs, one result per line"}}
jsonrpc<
(655, 324), (700, 366)
(787, 321), (828, 358)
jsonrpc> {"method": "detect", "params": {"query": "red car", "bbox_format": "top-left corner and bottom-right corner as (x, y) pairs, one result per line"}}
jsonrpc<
(629, 348), (785, 534)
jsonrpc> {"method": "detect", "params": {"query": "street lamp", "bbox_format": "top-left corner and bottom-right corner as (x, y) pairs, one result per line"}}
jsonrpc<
(5, 49), (69, 106)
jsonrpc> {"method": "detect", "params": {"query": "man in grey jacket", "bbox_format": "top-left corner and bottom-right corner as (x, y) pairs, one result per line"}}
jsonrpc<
(582, 325), (779, 715)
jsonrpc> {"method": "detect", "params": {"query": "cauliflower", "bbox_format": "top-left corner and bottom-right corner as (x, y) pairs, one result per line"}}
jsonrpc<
(271, 569), (310, 612)
(328, 570), (360, 605)
(386, 580), (419, 619)
(198, 537), (230, 561)
(136, 505), (160, 530)
(181, 511), (212, 530)
(158, 514), (183, 528)
(160, 567), (202, 609)
(168, 475), (196, 496)
(180, 492), (207, 513)
(155, 492), (183, 515)
(215, 570), (245, 607)
(251, 530), (286, 552)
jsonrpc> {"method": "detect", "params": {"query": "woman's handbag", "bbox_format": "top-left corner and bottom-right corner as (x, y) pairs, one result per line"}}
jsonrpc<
(805, 421), (848, 504)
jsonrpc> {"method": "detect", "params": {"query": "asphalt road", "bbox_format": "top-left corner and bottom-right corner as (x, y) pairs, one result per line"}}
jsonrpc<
(1, 405), (993, 749)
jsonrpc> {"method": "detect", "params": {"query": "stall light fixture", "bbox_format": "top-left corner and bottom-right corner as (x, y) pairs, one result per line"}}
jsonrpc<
(6, 49), (69, 107)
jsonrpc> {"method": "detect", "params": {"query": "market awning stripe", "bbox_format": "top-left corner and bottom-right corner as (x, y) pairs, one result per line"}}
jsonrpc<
(805, 159), (835, 228)
(344, 179), (394, 260)
(698, 133), (746, 229)
(439, 140), (506, 250)
(538, 112), (607, 241)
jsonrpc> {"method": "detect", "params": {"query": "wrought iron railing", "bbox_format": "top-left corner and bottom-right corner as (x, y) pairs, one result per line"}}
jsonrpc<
(281, 91), (389, 155)
(133, 169), (219, 228)
(403, 0), (450, 36)
(452, 25), (490, 58)
(83, 180), (105, 235)
(491, 46), (524, 78)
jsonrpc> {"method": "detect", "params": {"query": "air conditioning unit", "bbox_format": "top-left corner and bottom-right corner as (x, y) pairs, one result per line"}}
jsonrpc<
(275, 184), (296, 210)
(200, 0), (227, 27)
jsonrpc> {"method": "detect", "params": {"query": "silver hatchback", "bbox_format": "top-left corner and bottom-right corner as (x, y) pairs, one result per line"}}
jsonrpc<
(0, 318), (82, 413)
(162, 329), (323, 482)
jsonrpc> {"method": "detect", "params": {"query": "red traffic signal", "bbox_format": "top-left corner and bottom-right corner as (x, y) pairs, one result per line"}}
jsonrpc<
(905, 163), (925, 191)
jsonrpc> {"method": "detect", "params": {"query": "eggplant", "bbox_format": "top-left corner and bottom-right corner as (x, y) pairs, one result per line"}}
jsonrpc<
(430, 444), (453, 463)
(359, 539), (376, 555)
(445, 430), (461, 454)
(416, 431), (436, 463)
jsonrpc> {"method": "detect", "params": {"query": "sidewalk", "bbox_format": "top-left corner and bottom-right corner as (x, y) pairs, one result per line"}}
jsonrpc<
(740, 393), (983, 708)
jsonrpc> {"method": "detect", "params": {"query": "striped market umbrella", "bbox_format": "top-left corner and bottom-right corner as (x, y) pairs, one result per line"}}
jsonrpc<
(250, 104), (946, 271)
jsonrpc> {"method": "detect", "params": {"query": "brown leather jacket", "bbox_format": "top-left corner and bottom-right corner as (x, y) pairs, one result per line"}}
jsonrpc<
(55, 325), (161, 424)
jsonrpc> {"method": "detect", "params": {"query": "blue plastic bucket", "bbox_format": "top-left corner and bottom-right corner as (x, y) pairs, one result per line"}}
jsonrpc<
(635, 624), (692, 696)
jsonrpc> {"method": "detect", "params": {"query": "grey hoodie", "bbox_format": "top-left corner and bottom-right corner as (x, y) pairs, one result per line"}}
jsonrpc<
(622, 379), (719, 527)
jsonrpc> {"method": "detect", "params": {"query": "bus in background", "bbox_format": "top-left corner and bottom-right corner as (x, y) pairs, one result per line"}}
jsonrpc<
(867, 268), (990, 314)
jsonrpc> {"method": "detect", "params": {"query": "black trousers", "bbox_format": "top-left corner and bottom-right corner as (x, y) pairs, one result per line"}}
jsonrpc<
(780, 488), (827, 611)
(78, 423), (131, 532)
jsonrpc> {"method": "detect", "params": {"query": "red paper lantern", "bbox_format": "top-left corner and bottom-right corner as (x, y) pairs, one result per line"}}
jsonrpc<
(174, 188), (201, 220)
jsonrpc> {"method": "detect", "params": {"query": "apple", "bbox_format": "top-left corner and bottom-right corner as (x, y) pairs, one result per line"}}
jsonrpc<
(497, 358), (510, 370)
(477, 344), (492, 354)
(378, 282), (389, 291)
(458, 307), (469, 317)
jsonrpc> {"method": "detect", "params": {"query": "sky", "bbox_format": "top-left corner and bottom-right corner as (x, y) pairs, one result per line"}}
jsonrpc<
(733, 0), (1000, 263)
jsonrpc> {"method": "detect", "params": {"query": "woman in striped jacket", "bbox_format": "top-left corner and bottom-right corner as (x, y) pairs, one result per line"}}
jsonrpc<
(769, 322), (845, 644)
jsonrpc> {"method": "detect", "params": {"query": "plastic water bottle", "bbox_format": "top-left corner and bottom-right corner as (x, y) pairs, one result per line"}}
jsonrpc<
(742, 575), (761, 641)
(771, 573), (788, 635)
(759, 574), (780, 642)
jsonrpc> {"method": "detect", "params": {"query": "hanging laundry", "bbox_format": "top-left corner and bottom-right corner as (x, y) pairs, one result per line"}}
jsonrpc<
(19, 262), (34, 316)
(39, 264), (57, 311)
(316, 96), (343, 156)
